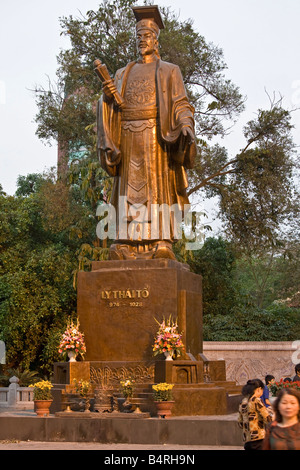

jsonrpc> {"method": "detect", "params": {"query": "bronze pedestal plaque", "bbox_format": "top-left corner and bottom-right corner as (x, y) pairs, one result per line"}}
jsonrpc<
(77, 259), (202, 363)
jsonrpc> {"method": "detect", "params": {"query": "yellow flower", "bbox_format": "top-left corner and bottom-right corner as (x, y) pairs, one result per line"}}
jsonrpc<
(152, 382), (174, 401)
(152, 383), (174, 391)
(30, 380), (53, 389)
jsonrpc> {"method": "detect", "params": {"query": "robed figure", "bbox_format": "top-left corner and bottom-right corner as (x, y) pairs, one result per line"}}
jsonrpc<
(96, 6), (197, 260)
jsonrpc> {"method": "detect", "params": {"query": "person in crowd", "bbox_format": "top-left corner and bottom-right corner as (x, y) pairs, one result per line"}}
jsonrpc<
(238, 378), (272, 450)
(292, 364), (300, 383)
(262, 388), (300, 450)
(260, 375), (275, 408)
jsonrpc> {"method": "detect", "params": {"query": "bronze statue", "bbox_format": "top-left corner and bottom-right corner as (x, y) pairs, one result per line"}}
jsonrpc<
(96, 5), (196, 260)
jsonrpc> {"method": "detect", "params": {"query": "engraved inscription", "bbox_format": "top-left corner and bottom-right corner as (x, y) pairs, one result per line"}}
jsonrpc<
(100, 287), (149, 308)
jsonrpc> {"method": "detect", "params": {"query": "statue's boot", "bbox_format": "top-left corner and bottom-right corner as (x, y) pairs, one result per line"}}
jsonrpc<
(153, 241), (176, 260)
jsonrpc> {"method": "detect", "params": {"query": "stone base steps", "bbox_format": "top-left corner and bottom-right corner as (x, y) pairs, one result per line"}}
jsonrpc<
(0, 413), (244, 447)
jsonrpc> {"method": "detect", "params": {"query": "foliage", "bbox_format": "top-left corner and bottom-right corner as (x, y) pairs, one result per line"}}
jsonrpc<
(219, 100), (299, 255)
(30, 380), (53, 400)
(203, 304), (300, 341)
(227, 240), (300, 309)
(15, 173), (49, 197)
(233, 254), (278, 309)
(0, 173), (95, 374)
(184, 237), (240, 316)
(158, 7), (245, 139)
(152, 383), (174, 402)
(185, 236), (300, 341)
(273, 241), (300, 303)
(0, 368), (39, 387)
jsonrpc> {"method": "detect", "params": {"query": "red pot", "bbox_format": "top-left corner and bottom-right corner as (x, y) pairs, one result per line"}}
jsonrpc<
(154, 401), (175, 418)
(34, 400), (53, 417)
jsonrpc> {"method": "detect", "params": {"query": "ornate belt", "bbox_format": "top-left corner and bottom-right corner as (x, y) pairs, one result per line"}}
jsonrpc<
(121, 106), (157, 121)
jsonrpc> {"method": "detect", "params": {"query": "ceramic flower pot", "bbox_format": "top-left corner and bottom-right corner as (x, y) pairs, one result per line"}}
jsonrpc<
(68, 350), (77, 362)
(154, 400), (175, 418)
(164, 350), (174, 361)
(34, 400), (53, 417)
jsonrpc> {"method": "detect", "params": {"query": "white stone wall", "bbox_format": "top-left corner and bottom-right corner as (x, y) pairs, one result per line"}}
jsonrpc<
(203, 341), (300, 385)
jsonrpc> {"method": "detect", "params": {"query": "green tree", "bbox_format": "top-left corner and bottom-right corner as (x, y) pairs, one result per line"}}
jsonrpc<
(203, 304), (300, 341)
(219, 100), (298, 252)
(15, 173), (48, 197)
(0, 174), (95, 374)
(183, 237), (239, 316)
(233, 240), (300, 309)
(274, 241), (300, 302)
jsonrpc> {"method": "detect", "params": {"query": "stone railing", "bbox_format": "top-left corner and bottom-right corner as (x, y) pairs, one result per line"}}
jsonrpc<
(0, 376), (34, 409)
(203, 341), (300, 385)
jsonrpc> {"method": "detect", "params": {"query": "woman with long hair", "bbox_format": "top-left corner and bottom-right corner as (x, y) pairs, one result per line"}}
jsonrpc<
(238, 379), (272, 450)
(262, 388), (300, 450)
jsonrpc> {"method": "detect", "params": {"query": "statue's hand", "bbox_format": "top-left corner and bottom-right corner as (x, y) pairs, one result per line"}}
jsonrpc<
(181, 127), (195, 144)
(103, 79), (118, 99)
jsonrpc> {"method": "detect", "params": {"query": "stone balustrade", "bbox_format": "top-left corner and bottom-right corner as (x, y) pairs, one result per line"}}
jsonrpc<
(0, 376), (34, 409)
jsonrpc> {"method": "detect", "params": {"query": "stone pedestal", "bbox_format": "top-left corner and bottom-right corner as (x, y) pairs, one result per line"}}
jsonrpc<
(52, 259), (241, 416)
(155, 359), (204, 384)
(77, 259), (203, 361)
(51, 362), (91, 414)
(53, 361), (90, 385)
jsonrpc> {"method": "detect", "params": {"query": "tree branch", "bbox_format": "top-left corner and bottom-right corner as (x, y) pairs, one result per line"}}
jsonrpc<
(188, 164), (237, 196)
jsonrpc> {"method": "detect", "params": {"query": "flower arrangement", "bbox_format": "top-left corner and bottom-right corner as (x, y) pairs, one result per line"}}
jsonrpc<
(269, 379), (300, 397)
(152, 383), (174, 402)
(73, 379), (92, 398)
(152, 316), (184, 358)
(30, 380), (53, 401)
(120, 379), (135, 398)
(58, 319), (86, 360)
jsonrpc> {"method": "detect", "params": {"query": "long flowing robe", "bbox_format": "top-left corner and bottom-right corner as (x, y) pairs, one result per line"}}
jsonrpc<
(97, 57), (196, 243)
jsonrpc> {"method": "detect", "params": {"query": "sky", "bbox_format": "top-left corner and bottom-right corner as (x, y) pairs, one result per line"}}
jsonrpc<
(1, 0), (300, 198)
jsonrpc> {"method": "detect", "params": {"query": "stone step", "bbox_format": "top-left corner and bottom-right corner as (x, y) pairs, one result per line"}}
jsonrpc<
(213, 381), (242, 394)
(105, 381), (242, 394)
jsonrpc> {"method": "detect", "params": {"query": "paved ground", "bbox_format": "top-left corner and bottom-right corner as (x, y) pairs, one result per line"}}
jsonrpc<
(0, 440), (243, 450)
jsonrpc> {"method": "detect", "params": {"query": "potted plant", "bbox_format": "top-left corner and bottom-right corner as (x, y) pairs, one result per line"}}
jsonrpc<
(152, 382), (175, 418)
(58, 319), (86, 362)
(119, 379), (136, 412)
(73, 379), (92, 412)
(30, 380), (53, 416)
(120, 379), (135, 399)
(152, 316), (184, 360)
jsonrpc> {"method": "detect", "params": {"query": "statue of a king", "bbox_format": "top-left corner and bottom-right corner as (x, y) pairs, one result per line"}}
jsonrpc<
(96, 5), (197, 260)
